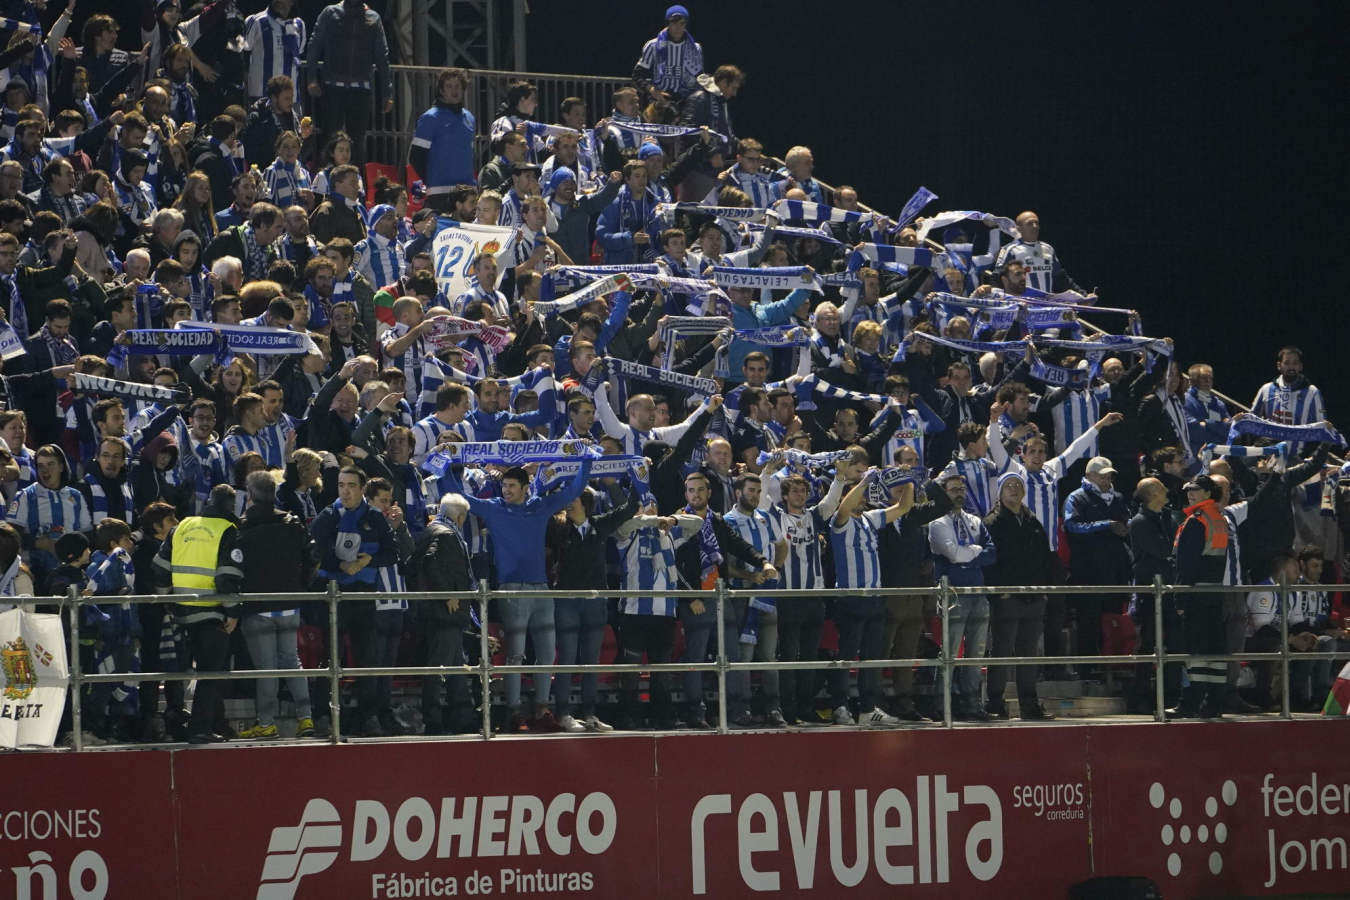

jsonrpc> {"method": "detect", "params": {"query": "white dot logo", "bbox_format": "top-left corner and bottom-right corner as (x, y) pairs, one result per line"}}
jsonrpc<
(1149, 779), (1237, 877)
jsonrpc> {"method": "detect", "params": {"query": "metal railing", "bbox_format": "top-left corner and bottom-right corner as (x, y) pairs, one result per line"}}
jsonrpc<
(366, 65), (630, 177)
(46, 572), (1341, 751)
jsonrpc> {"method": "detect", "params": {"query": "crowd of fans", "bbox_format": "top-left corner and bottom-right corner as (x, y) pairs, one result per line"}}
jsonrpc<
(0, 1), (1345, 746)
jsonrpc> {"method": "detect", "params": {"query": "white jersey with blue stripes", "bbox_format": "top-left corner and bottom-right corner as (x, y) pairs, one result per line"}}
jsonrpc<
(829, 507), (887, 590)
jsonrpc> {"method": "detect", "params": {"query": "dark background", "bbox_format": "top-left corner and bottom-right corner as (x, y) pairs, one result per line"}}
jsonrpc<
(97, 1), (1348, 419)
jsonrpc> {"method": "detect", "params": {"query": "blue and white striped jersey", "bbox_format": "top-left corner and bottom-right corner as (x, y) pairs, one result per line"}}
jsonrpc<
(723, 505), (782, 590)
(1050, 383), (1111, 456)
(412, 414), (459, 465)
(244, 11), (306, 99)
(616, 515), (698, 616)
(1251, 378), (1325, 454)
(379, 322), (429, 396)
(636, 33), (704, 96)
(829, 508), (887, 590)
(1010, 424), (1099, 551)
(354, 231), (404, 291)
(8, 483), (90, 539)
(263, 158), (312, 208)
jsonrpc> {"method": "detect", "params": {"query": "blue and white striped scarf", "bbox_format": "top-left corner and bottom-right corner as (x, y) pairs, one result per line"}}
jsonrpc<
(1227, 416), (1344, 448)
(757, 448), (851, 470)
(606, 119), (724, 143)
(533, 455), (650, 498)
(84, 472), (136, 521)
(532, 273), (630, 316)
(735, 324), (810, 347)
(423, 439), (598, 474)
(796, 374), (889, 407)
(605, 355), (717, 397)
(848, 243), (940, 272)
(1199, 441), (1287, 470)
(770, 199), (864, 226)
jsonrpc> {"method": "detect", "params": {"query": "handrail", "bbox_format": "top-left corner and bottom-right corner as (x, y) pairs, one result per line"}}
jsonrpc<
(47, 572), (1329, 750)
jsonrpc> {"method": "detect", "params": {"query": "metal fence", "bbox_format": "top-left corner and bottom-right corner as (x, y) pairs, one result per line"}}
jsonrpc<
(47, 574), (1337, 751)
(365, 65), (630, 176)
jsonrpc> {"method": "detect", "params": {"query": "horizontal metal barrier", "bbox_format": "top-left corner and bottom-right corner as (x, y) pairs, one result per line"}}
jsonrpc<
(46, 573), (1334, 751)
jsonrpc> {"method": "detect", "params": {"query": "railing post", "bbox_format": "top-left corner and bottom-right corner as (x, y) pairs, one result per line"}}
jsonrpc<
(478, 581), (493, 740)
(715, 580), (728, 735)
(327, 580), (342, 745)
(67, 586), (82, 751)
(940, 577), (953, 728)
(1153, 575), (1166, 723)
(1278, 571), (1291, 720)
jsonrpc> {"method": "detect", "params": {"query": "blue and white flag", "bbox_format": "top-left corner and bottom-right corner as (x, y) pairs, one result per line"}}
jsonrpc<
(890, 186), (938, 231)
(770, 199), (864, 226)
(432, 219), (516, 299)
(711, 265), (823, 293)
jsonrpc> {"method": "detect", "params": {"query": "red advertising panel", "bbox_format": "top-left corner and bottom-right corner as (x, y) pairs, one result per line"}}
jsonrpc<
(1090, 720), (1350, 898)
(0, 750), (176, 899)
(172, 738), (661, 900)
(655, 729), (1094, 898)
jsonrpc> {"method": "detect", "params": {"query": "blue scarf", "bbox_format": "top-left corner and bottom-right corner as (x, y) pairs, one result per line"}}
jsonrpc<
(770, 199), (865, 226)
(683, 505), (722, 582)
(756, 449), (851, 470)
(323, 500), (379, 585)
(605, 356), (717, 397)
(422, 439), (598, 474)
(110, 328), (226, 368)
(1227, 416), (1344, 447)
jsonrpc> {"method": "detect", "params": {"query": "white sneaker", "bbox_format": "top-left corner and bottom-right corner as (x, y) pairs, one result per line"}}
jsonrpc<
(832, 705), (856, 726)
(863, 707), (900, 728)
(557, 715), (586, 734)
(584, 714), (614, 733)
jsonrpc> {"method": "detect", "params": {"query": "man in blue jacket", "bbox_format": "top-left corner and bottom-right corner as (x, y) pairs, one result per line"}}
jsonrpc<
(457, 456), (592, 732)
(409, 68), (476, 211)
(726, 273), (814, 379)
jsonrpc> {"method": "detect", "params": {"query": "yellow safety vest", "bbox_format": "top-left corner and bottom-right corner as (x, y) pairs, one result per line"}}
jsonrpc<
(170, 516), (235, 603)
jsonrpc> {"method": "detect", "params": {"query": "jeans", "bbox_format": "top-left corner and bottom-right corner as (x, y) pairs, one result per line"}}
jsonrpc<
(241, 613), (311, 725)
(555, 597), (607, 717)
(943, 594), (990, 713)
(778, 598), (825, 717)
(987, 594), (1046, 706)
(354, 607), (404, 722)
(830, 597), (886, 712)
(678, 598), (718, 715)
(423, 622), (473, 732)
(499, 586), (555, 709)
(731, 598), (779, 717)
